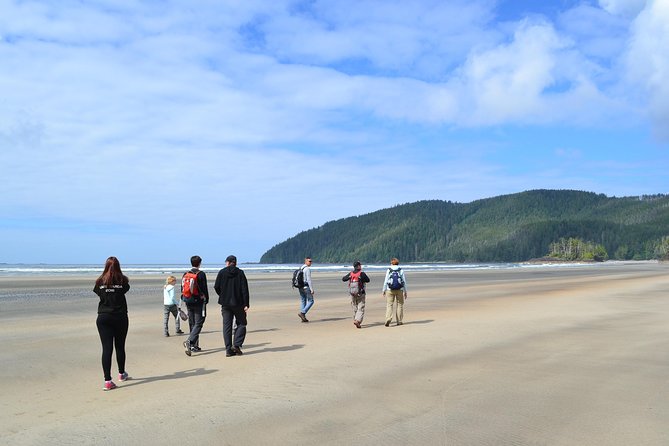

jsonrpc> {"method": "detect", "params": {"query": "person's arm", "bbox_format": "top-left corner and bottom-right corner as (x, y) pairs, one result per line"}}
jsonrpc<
(382, 269), (390, 293)
(241, 271), (250, 310)
(401, 270), (408, 297)
(342, 273), (351, 282)
(304, 267), (314, 293)
(198, 272), (209, 303)
(361, 272), (370, 283)
(214, 270), (222, 296)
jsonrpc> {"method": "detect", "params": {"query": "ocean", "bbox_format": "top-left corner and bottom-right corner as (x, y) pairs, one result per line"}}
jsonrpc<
(0, 261), (600, 277)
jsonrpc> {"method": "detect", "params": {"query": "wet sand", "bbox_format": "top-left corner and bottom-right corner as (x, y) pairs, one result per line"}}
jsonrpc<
(1, 262), (668, 445)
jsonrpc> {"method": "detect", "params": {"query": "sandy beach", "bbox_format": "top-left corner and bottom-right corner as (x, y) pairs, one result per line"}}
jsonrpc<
(1, 262), (668, 445)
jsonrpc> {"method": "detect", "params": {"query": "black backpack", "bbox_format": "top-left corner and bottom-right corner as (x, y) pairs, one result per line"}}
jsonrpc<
(292, 266), (305, 288)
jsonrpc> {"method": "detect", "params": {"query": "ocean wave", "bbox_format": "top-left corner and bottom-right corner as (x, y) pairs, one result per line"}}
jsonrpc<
(0, 261), (604, 277)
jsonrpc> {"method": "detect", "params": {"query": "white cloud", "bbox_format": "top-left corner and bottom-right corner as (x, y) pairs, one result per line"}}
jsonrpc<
(624, 0), (669, 140)
(598, 0), (647, 17)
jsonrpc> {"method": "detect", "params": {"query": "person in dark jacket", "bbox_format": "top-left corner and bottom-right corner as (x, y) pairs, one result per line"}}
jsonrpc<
(341, 260), (371, 328)
(93, 256), (130, 391)
(182, 255), (209, 356)
(214, 255), (250, 357)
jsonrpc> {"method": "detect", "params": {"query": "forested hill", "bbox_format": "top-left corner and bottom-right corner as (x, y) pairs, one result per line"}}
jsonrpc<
(260, 190), (669, 263)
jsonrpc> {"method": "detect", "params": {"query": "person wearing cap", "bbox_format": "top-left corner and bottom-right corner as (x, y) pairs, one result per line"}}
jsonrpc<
(297, 257), (315, 322)
(341, 260), (371, 328)
(214, 255), (250, 357)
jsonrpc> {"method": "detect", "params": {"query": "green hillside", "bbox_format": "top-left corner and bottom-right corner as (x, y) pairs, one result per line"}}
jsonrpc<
(260, 190), (669, 263)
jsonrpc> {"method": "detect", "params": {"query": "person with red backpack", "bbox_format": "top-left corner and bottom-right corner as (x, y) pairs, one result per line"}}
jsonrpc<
(382, 257), (408, 327)
(341, 260), (370, 328)
(181, 255), (209, 356)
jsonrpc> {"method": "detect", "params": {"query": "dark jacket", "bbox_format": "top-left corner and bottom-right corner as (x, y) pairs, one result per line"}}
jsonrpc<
(215, 266), (250, 308)
(182, 268), (209, 305)
(93, 279), (130, 314)
(342, 270), (370, 293)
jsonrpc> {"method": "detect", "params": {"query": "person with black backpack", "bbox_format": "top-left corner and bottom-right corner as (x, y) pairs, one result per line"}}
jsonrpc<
(294, 257), (315, 322)
(341, 260), (370, 329)
(181, 255), (209, 356)
(382, 257), (408, 327)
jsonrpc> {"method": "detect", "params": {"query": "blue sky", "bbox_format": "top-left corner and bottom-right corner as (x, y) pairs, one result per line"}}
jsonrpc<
(0, 0), (667, 264)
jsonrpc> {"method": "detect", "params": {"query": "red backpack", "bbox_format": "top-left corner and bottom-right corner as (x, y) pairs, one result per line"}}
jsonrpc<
(182, 271), (199, 300)
(348, 271), (364, 297)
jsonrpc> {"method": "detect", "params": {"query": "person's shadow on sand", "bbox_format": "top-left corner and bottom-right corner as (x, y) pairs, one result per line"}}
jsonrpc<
(363, 319), (434, 328)
(243, 344), (305, 356)
(309, 317), (348, 324)
(248, 328), (279, 334)
(121, 368), (218, 387)
(402, 319), (434, 325)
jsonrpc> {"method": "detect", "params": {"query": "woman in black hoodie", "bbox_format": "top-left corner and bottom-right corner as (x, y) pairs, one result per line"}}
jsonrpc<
(93, 256), (130, 391)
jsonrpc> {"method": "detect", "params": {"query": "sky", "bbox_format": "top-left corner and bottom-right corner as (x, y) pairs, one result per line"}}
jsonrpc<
(0, 0), (667, 264)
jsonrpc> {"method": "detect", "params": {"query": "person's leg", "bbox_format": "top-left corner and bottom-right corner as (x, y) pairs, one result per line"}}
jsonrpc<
(302, 289), (314, 314)
(96, 314), (114, 381)
(396, 292), (405, 324)
(299, 289), (307, 313)
(186, 305), (195, 345)
(356, 295), (366, 323)
(222, 307), (233, 352)
(298, 289), (309, 321)
(113, 314), (129, 375)
(170, 305), (181, 332)
(190, 303), (206, 348)
(163, 305), (171, 335)
(232, 306), (247, 349)
(385, 292), (395, 325)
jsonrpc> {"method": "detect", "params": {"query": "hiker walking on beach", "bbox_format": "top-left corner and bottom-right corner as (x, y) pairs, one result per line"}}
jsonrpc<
(296, 257), (315, 322)
(93, 256), (130, 391)
(214, 255), (250, 357)
(382, 258), (408, 327)
(342, 260), (370, 329)
(163, 275), (184, 337)
(181, 255), (209, 356)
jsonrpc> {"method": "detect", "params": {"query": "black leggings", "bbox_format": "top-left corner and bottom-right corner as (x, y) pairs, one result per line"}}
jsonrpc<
(96, 313), (129, 381)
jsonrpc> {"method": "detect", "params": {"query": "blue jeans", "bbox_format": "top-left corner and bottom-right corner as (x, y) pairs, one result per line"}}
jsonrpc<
(299, 288), (314, 314)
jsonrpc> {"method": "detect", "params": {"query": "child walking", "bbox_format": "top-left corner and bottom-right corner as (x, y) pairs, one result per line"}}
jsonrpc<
(163, 275), (184, 337)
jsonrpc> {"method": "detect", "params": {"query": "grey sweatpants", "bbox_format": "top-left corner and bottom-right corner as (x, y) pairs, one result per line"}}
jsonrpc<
(163, 304), (181, 334)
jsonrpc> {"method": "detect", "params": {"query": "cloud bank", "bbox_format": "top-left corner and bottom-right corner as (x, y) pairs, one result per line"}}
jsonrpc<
(0, 0), (666, 262)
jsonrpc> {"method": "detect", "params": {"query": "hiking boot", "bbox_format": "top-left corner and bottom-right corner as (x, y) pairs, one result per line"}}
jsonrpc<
(118, 372), (129, 382)
(103, 381), (117, 391)
(232, 346), (243, 356)
(164, 332), (170, 337)
(226, 350), (237, 357)
(176, 330), (184, 334)
(397, 322), (403, 326)
(183, 341), (191, 356)
(192, 346), (201, 352)
(298, 312), (307, 322)
(384, 320), (391, 327)
(353, 320), (361, 329)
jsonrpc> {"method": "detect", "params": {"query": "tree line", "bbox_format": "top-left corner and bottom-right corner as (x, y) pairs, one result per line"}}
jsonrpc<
(260, 190), (669, 263)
